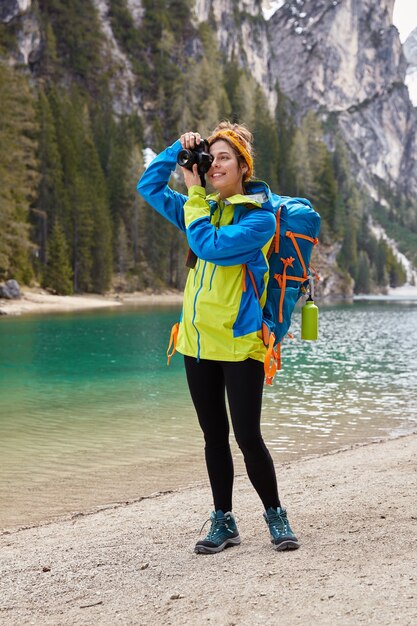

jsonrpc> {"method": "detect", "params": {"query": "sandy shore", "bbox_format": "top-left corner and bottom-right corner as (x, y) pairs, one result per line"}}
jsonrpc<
(2, 285), (416, 317)
(0, 288), (184, 316)
(0, 434), (416, 625)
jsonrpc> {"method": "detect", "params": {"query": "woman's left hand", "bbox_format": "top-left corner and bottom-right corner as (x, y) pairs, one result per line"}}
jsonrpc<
(182, 163), (201, 189)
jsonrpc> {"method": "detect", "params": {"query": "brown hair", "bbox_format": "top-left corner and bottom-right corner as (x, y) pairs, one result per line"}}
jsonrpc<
(207, 121), (254, 181)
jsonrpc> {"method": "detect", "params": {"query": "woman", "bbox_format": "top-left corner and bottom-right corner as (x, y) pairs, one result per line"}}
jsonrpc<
(137, 122), (299, 554)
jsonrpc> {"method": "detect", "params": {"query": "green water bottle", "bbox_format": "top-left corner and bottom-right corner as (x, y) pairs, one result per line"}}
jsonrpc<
(301, 295), (318, 340)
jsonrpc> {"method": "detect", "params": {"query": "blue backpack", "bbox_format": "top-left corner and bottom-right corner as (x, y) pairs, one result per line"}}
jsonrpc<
(261, 197), (321, 384)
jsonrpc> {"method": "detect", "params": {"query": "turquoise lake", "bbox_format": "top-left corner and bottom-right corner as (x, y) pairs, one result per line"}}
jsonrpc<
(1, 299), (416, 530)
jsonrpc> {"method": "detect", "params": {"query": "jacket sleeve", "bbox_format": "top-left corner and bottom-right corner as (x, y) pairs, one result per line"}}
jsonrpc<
(184, 185), (276, 266)
(136, 140), (187, 232)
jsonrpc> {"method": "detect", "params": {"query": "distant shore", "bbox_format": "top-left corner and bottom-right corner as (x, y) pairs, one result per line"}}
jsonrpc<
(0, 287), (184, 316)
(1, 284), (417, 318)
(0, 433), (416, 625)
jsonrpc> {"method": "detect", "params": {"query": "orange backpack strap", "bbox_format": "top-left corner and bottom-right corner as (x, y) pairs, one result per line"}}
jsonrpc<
(166, 322), (179, 365)
(262, 321), (270, 346)
(286, 231), (318, 279)
(273, 256), (295, 323)
(264, 332), (282, 385)
(264, 332), (277, 385)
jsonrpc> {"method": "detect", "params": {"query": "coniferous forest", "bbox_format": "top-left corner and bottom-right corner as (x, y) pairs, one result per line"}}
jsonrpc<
(0, 0), (414, 296)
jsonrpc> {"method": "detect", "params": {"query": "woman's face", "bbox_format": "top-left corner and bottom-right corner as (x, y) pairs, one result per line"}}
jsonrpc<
(207, 140), (247, 199)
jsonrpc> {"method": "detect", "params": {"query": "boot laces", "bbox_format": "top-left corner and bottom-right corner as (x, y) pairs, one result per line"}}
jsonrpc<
(199, 513), (229, 540)
(268, 510), (288, 533)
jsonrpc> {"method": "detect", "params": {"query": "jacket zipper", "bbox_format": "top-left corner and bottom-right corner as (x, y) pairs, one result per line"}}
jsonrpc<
(192, 260), (207, 362)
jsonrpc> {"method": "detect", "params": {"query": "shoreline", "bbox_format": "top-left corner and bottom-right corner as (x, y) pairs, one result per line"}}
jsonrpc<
(1, 430), (415, 537)
(1, 285), (417, 317)
(0, 287), (184, 316)
(1, 433), (416, 625)
(2, 423), (416, 537)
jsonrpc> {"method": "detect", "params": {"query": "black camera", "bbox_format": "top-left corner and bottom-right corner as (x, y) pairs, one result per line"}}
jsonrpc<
(177, 140), (213, 175)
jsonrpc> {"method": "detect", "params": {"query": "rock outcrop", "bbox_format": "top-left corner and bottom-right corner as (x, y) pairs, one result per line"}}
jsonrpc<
(1, 0), (42, 67)
(0, 280), (21, 300)
(91, 0), (141, 115)
(0, 0), (31, 24)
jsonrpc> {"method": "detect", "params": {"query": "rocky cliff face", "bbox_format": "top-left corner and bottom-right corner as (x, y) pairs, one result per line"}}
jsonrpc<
(404, 27), (417, 106)
(0, 0), (31, 24)
(194, 0), (277, 109)
(268, 0), (417, 201)
(92, 0), (141, 115)
(1, 0), (41, 66)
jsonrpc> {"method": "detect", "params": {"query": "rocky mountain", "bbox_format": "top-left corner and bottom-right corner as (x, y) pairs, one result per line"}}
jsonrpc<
(10, 0), (417, 195)
(268, 0), (417, 202)
(4, 0), (416, 199)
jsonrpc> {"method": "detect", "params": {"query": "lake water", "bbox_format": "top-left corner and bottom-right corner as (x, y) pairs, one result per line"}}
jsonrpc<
(1, 299), (416, 530)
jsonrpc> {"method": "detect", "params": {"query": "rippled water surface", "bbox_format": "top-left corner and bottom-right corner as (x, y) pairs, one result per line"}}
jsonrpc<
(1, 300), (416, 529)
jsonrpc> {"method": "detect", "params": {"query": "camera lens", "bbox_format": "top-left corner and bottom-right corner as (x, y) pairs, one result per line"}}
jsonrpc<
(177, 149), (193, 168)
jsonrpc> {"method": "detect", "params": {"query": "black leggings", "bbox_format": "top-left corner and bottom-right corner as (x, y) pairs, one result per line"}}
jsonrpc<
(184, 356), (280, 513)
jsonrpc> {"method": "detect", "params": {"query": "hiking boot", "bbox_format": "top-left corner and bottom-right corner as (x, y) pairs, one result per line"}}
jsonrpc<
(195, 510), (241, 554)
(263, 506), (300, 551)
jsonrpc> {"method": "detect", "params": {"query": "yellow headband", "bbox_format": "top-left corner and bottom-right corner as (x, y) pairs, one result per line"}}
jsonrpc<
(208, 130), (253, 180)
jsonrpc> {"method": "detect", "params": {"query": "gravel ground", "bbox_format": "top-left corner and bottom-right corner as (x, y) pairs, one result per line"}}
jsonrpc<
(1, 434), (416, 626)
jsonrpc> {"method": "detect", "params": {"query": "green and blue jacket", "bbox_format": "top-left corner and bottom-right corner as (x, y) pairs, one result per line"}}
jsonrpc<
(137, 140), (284, 363)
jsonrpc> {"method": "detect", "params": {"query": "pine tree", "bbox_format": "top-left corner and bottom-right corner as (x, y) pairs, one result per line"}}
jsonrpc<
(42, 221), (73, 294)
(37, 20), (60, 79)
(375, 239), (388, 285)
(170, 24), (231, 139)
(338, 218), (358, 278)
(37, 0), (105, 88)
(275, 86), (297, 194)
(222, 60), (253, 124)
(35, 89), (68, 265)
(316, 151), (338, 236)
(49, 87), (113, 293)
(0, 62), (38, 281)
(355, 251), (371, 294)
(251, 87), (279, 189)
(386, 248), (406, 287)
(115, 221), (132, 276)
(289, 127), (314, 198)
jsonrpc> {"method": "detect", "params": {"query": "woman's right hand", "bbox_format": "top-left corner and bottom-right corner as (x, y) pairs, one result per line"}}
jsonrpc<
(180, 131), (201, 149)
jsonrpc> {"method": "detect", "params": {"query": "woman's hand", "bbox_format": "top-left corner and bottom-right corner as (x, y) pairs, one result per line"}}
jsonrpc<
(182, 163), (201, 189)
(180, 131), (201, 150)
(180, 132), (202, 189)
